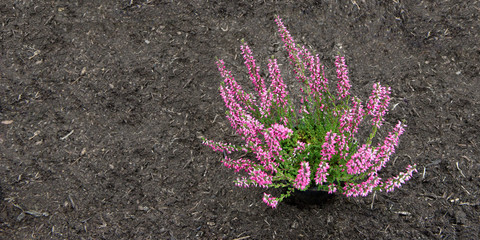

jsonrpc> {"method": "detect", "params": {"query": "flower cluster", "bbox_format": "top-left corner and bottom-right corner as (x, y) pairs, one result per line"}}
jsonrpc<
(293, 162), (311, 190)
(202, 16), (416, 208)
(335, 56), (351, 99)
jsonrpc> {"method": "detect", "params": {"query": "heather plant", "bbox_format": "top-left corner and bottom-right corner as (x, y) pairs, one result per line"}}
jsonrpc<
(203, 16), (417, 208)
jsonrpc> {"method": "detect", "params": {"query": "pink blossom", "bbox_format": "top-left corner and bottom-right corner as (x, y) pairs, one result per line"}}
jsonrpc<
(311, 62), (328, 110)
(337, 133), (349, 159)
(321, 131), (339, 161)
(218, 75), (264, 143)
(275, 16), (308, 85)
(263, 193), (279, 208)
(239, 44), (275, 116)
(382, 164), (417, 193)
(216, 60), (256, 112)
(293, 141), (307, 155)
(263, 123), (293, 157)
(314, 161), (330, 185)
(343, 172), (381, 197)
(221, 156), (254, 173)
(372, 121), (406, 172)
(345, 144), (376, 175)
(300, 105), (310, 114)
(235, 177), (250, 188)
(298, 46), (328, 101)
(249, 169), (273, 188)
(268, 58), (289, 109)
(335, 56), (351, 99)
(339, 97), (365, 136)
(328, 183), (337, 194)
(240, 43), (266, 95)
(367, 83), (391, 128)
(306, 54), (328, 102)
(202, 139), (246, 154)
(294, 161), (311, 190)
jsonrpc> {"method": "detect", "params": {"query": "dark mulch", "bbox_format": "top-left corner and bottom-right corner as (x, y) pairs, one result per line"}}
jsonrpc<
(1, 1), (479, 239)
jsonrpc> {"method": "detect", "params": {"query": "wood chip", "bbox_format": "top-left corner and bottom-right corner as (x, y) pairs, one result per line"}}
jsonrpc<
(395, 211), (411, 216)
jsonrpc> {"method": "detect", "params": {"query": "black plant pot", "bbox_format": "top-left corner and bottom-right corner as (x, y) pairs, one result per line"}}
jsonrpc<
(284, 187), (334, 206)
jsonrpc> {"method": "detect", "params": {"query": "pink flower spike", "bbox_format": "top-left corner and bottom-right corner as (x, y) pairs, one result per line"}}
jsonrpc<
(240, 43), (266, 95)
(345, 144), (376, 175)
(373, 121), (407, 172)
(249, 169), (273, 188)
(367, 83), (391, 128)
(335, 56), (351, 99)
(263, 123), (293, 162)
(221, 155), (254, 173)
(275, 16), (309, 85)
(202, 139), (239, 154)
(263, 193), (279, 208)
(328, 183), (337, 194)
(268, 58), (289, 108)
(339, 97), (365, 136)
(294, 161), (311, 190)
(240, 43), (275, 118)
(314, 161), (330, 185)
(382, 164), (417, 193)
(216, 59), (256, 113)
(343, 173), (381, 197)
(321, 131), (339, 161)
(235, 177), (250, 188)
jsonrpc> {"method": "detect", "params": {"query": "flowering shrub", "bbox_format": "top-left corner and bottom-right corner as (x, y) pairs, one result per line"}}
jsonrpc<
(203, 16), (417, 208)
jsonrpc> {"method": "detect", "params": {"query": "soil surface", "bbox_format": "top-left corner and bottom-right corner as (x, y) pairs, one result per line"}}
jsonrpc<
(1, 0), (479, 239)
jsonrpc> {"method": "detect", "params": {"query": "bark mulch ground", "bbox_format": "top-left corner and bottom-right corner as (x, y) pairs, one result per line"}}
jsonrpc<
(1, 1), (479, 239)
